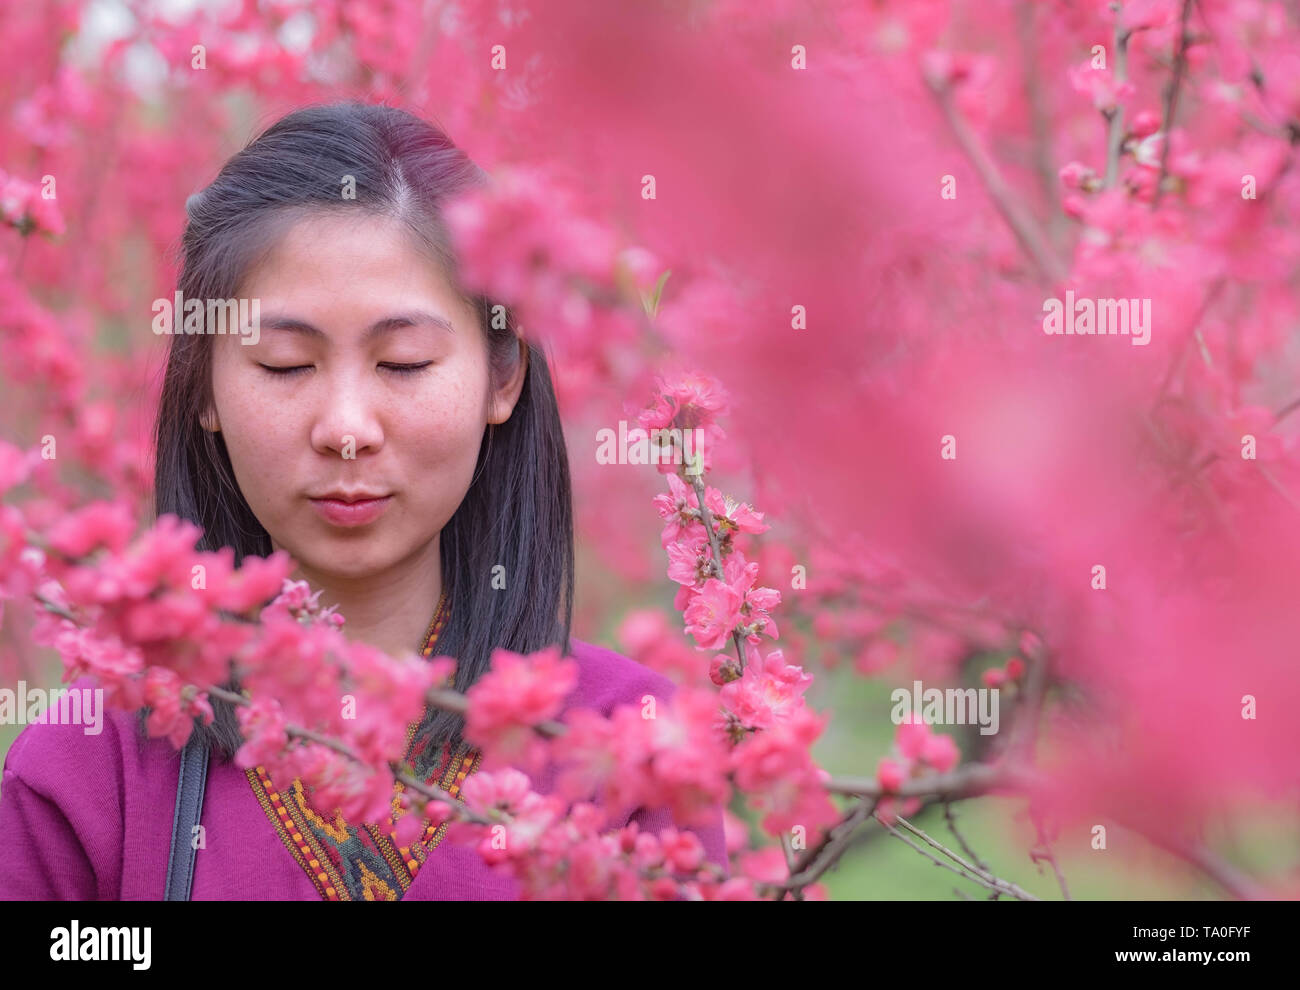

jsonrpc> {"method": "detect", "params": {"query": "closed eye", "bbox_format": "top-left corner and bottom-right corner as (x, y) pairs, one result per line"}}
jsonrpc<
(258, 363), (311, 376)
(257, 362), (433, 376)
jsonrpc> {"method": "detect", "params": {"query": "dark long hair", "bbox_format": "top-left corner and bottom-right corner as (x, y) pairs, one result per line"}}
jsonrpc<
(152, 102), (574, 763)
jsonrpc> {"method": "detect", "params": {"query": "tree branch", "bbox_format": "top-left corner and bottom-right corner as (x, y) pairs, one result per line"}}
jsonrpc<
(768, 795), (879, 896)
(203, 685), (490, 824)
(1103, 10), (1131, 188)
(876, 813), (1008, 897)
(1154, 0), (1196, 206)
(943, 800), (992, 874)
(885, 813), (1041, 900)
(1016, 1), (1066, 247)
(926, 76), (1069, 286)
(1112, 819), (1271, 900)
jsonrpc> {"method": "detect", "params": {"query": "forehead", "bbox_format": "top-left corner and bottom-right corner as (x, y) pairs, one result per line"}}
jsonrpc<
(237, 211), (474, 332)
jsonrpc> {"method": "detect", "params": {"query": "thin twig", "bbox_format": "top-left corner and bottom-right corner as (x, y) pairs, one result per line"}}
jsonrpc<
(204, 685), (490, 823)
(1111, 819), (1270, 900)
(779, 832), (798, 874)
(391, 768), (492, 825)
(1034, 846), (1072, 901)
(824, 760), (1037, 799)
(1028, 808), (1072, 900)
(1274, 395), (1300, 424)
(1103, 10), (1131, 188)
(943, 800), (991, 874)
(1151, 277), (1225, 406)
(1016, 1), (1066, 246)
(423, 686), (568, 737)
(1254, 461), (1300, 513)
(775, 796), (879, 895)
(893, 814), (1041, 900)
(926, 76), (1069, 286)
(35, 594), (76, 623)
(1154, 0), (1195, 205)
(1006, 635), (1052, 762)
(875, 813), (1007, 897)
(849, 589), (998, 643)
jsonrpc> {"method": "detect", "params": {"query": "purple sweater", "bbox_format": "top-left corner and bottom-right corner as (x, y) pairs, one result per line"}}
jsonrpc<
(0, 639), (728, 899)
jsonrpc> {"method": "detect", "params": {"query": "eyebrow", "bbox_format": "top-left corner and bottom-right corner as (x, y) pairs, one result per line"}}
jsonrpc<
(261, 311), (456, 341)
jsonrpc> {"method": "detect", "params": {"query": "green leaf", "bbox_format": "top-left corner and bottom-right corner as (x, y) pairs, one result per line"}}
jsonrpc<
(642, 269), (672, 318)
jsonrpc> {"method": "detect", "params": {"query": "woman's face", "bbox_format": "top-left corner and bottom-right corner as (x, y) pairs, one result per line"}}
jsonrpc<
(207, 211), (524, 584)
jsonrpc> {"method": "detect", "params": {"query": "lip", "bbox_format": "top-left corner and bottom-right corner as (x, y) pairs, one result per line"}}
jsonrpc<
(309, 489), (390, 503)
(309, 493), (393, 527)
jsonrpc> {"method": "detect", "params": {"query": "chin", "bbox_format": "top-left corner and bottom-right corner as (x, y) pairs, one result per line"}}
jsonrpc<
(290, 544), (400, 582)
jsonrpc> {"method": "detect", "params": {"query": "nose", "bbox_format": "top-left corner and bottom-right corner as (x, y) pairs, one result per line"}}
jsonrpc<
(309, 370), (385, 460)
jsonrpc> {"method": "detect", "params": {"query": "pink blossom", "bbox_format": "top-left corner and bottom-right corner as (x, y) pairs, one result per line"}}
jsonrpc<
(638, 371), (730, 432)
(683, 577), (744, 650)
(921, 733), (959, 773)
(652, 472), (707, 549)
(665, 533), (713, 588)
(1059, 161), (1094, 191)
(638, 686), (733, 826)
(1069, 61), (1137, 112)
(638, 371), (730, 476)
(459, 768), (566, 864)
(881, 718), (963, 791)
(141, 666), (211, 749)
(1130, 109), (1162, 137)
(920, 50), (982, 89)
(553, 707), (632, 808)
(877, 757), (906, 792)
(465, 645), (578, 772)
(235, 696), (290, 768)
(659, 827), (705, 873)
(45, 501), (136, 558)
(385, 805), (426, 850)
(703, 486), (768, 537)
(0, 441), (32, 496)
(730, 705), (837, 836)
(875, 795), (923, 828)
(896, 717), (931, 761)
(719, 648), (812, 731)
(721, 554), (781, 644)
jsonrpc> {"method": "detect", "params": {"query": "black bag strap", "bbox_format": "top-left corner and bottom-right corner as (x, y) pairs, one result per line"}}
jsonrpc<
(165, 733), (210, 900)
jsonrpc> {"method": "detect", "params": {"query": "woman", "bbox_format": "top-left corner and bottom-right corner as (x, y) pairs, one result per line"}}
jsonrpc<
(0, 103), (728, 900)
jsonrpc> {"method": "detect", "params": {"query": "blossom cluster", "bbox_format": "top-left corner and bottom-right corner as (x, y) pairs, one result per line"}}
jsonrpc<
(875, 718), (962, 826)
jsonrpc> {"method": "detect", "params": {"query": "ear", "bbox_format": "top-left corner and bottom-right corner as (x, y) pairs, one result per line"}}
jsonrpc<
(487, 336), (528, 426)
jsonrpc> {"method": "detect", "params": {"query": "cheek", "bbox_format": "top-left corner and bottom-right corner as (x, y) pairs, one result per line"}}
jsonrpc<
(211, 367), (294, 504)
(401, 372), (489, 472)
